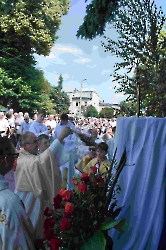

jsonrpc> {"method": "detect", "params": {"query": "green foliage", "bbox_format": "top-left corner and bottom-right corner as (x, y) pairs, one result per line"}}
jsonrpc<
(49, 77), (70, 115)
(99, 107), (114, 118)
(81, 231), (106, 250)
(101, 0), (166, 117)
(57, 73), (63, 91)
(0, 66), (41, 114)
(84, 105), (98, 117)
(100, 218), (127, 232)
(0, 0), (70, 56)
(77, 0), (122, 39)
(0, 0), (70, 114)
(118, 101), (137, 116)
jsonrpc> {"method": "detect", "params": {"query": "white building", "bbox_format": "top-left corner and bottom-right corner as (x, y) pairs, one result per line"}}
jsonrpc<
(66, 88), (100, 117)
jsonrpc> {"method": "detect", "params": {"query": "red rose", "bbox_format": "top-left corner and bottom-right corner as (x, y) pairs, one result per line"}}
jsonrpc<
(60, 218), (70, 231)
(53, 194), (62, 209)
(72, 177), (78, 186)
(59, 189), (66, 197)
(44, 207), (52, 217)
(50, 238), (61, 250)
(44, 228), (54, 240)
(64, 190), (71, 201)
(81, 173), (90, 183)
(44, 218), (55, 230)
(90, 166), (97, 174)
(78, 182), (87, 193)
(59, 189), (71, 201)
(64, 202), (74, 216)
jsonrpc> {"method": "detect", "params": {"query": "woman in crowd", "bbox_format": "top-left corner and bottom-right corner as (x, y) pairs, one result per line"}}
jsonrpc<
(0, 137), (35, 249)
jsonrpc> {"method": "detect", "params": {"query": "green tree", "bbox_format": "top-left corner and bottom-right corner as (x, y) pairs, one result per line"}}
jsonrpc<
(57, 74), (63, 91)
(99, 107), (114, 118)
(0, 66), (43, 113)
(0, 0), (70, 113)
(84, 105), (98, 117)
(37, 73), (55, 114)
(77, 0), (122, 39)
(118, 101), (137, 116)
(50, 85), (70, 115)
(101, 0), (166, 117)
(0, 0), (70, 56)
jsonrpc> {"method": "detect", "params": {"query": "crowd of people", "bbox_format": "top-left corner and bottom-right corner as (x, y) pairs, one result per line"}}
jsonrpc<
(0, 108), (117, 249)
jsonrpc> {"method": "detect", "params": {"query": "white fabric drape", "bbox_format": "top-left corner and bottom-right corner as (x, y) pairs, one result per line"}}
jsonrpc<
(109, 117), (166, 250)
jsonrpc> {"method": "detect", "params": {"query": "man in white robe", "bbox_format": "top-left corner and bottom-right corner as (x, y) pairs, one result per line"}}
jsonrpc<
(53, 114), (77, 188)
(53, 113), (76, 152)
(0, 137), (35, 249)
(14, 127), (72, 239)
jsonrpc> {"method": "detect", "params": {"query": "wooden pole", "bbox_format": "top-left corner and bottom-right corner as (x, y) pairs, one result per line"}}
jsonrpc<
(136, 59), (140, 117)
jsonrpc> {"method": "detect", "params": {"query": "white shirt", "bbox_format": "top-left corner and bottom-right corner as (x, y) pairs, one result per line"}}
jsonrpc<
(0, 118), (9, 132)
(53, 121), (76, 151)
(45, 120), (57, 130)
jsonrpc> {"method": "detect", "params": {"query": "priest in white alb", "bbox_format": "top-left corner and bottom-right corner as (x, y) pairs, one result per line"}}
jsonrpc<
(14, 127), (72, 239)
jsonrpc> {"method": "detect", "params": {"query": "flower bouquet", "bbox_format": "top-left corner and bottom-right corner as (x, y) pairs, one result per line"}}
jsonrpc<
(42, 149), (127, 250)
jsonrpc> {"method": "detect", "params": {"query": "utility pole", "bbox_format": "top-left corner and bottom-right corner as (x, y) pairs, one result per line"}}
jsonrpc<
(79, 78), (86, 118)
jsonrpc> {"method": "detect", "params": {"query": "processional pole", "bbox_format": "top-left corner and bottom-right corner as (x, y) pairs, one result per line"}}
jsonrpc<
(136, 59), (140, 117)
(79, 78), (86, 118)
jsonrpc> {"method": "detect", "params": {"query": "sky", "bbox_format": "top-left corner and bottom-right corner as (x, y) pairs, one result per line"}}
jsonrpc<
(35, 0), (166, 104)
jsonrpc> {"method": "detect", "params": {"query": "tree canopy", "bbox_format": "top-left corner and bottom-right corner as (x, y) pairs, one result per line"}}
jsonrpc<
(101, 0), (166, 117)
(49, 74), (70, 115)
(0, 0), (70, 56)
(99, 107), (114, 118)
(0, 0), (70, 114)
(77, 0), (121, 40)
(84, 105), (98, 117)
(118, 101), (137, 116)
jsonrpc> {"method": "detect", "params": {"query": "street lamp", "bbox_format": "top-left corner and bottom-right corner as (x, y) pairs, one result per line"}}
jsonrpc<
(79, 78), (87, 118)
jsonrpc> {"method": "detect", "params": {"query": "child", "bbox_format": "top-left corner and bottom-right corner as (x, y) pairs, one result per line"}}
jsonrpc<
(83, 142), (111, 175)
(37, 134), (50, 154)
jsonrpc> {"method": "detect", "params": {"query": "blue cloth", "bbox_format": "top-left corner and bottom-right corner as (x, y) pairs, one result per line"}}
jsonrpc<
(109, 117), (166, 250)
(29, 121), (48, 136)
(4, 169), (15, 192)
(0, 175), (35, 249)
(107, 137), (115, 162)
(49, 139), (69, 166)
(20, 120), (32, 133)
